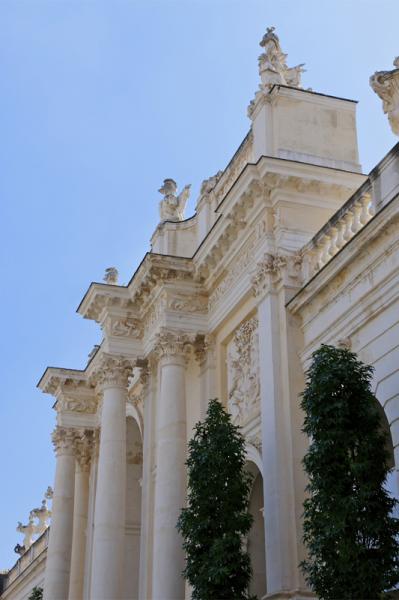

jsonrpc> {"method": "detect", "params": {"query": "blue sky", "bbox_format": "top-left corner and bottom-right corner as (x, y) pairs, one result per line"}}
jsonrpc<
(0, 0), (398, 568)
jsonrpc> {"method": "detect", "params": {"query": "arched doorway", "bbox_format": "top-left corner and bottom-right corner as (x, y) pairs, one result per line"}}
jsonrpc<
(247, 462), (267, 599)
(125, 417), (143, 599)
(374, 400), (398, 517)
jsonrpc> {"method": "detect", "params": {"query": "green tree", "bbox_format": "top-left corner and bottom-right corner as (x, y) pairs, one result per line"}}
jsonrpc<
(177, 399), (255, 600)
(28, 587), (43, 600)
(300, 344), (399, 599)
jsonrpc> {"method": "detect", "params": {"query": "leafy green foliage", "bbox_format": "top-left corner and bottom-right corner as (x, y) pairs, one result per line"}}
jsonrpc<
(300, 344), (399, 599)
(28, 587), (43, 600)
(177, 399), (256, 600)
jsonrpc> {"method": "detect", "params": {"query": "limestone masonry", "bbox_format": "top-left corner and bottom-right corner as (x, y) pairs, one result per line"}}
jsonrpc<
(2, 27), (399, 600)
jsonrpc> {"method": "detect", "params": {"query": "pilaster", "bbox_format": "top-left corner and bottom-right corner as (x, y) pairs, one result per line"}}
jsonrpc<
(251, 255), (309, 599)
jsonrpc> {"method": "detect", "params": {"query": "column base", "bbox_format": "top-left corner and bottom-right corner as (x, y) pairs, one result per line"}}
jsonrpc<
(262, 589), (316, 600)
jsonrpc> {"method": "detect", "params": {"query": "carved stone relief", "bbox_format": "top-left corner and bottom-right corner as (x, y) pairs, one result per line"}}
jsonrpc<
(227, 317), (260, 426)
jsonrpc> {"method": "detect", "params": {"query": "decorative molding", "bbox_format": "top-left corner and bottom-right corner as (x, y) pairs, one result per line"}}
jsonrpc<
(251, 252), (302, 298)
(91, 355), (133, 389)
(246, 434), (262, 453)
(51, 426), (76, 456)
(168, 294), (208, 314)
(152, 328), (194, 363)
(57, 396), (97, 414)
(227, 317), (260, 426)
(108, 318), (143, 338)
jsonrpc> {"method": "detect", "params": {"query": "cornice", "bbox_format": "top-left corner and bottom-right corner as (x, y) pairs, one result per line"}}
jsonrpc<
(77, 253), (196, 323)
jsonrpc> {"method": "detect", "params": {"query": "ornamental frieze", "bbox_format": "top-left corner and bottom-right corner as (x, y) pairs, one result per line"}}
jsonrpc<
(227, 316), (260, 426)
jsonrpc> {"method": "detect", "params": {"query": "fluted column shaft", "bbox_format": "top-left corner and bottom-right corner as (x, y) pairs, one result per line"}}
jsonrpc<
(44, 428), (75, 600)
(68, 430), (93, 600)
(152, 332), (189, 600)
(90, 356), (132, 600)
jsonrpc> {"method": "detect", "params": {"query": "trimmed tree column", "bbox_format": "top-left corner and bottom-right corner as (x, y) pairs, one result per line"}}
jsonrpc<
(44, 427), (75, 600)
(68, 429), (93, 600)
(152, 330), (190, 600)
(90, 356), (132, 600)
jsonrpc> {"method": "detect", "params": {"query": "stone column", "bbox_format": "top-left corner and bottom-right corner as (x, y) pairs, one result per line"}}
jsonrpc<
(138, 362), (153, 600)
(44, 427), (76, 600)
(68, 429), (93, 600)
(152, 330), (190, 600)
(90, 356), (132, 600)
(195, 335), (217, 420)
(251, 254), (306, 599)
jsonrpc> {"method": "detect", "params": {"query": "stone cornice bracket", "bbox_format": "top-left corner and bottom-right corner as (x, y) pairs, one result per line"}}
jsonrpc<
(251, 252), (302, 298)
(91, 354), (134, 390)
(51, 426), (76, 456)
(73, 428), (95, 472)
(370, 57), (399, 136)
(152, 328), (194, 365)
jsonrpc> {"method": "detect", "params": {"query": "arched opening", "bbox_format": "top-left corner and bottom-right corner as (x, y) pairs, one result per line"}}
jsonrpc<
(374, 400), (398, 516)
(125, 417), (143, 599)
(247, 462), (266, 598)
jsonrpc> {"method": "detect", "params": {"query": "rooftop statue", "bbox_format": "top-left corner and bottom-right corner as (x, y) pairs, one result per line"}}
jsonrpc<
(370, 57), (399, 136)
(258, 27), (305, 91)
(158, 178), (191, 222)
(103, 266), (119, 285)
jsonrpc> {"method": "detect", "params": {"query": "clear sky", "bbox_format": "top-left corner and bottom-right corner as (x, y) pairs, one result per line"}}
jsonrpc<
(0, 0), (398, 568)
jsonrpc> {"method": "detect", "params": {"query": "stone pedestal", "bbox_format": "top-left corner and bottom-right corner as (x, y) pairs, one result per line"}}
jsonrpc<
(90, 357), (131, 600)
(44, 427), (75, 600)
(152, 331), (189, 600)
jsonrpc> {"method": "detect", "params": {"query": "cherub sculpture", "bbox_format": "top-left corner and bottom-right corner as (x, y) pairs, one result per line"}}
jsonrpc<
(158, 179), (191, 222)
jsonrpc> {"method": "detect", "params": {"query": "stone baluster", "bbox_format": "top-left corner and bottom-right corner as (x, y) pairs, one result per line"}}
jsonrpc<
(350, 201), (362, 235)
(68, 429), (93, 600)
(342, 210), (354, 242)
(151, 329), (191, 600)
(90, 356), (132, 600)
(43, 427), (76, 600)
(327, 226), (339, 258)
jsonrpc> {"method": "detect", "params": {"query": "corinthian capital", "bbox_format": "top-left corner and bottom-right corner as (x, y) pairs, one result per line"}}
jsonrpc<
(153, 328), (193, 364)
(92, 355), (133, 389)
(51, 427), (75, 456)
(73, 428), (95, 472)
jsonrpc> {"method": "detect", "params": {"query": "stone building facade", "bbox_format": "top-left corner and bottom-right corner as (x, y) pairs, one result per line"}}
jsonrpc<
(2, 28), (399, 600)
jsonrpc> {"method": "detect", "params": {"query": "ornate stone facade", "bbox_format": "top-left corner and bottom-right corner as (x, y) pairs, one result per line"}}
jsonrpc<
(2, 28), (399, 600)
(227, 317), (260, 426)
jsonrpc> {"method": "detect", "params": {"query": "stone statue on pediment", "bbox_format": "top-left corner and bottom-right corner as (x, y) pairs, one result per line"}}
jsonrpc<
(158, 179), (191, 222)
(258, 26), (305, 91)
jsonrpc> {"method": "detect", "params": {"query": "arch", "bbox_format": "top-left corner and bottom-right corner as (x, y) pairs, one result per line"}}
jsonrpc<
(125, 416), (143, 599)
(246, 460), (266, 599)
